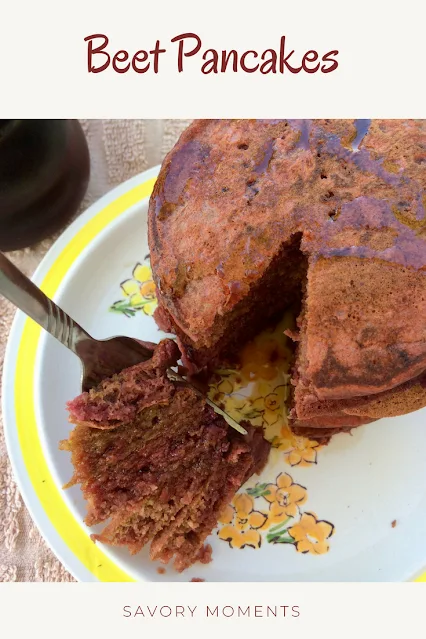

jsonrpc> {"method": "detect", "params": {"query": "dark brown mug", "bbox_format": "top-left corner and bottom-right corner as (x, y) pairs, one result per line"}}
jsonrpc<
(0, 120), (90, 251)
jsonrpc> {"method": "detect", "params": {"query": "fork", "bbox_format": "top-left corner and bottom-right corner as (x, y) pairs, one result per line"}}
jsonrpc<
(0, 252), (247, 435)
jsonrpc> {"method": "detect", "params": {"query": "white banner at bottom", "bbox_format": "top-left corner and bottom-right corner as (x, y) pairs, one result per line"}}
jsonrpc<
(0, 582), (424, 638)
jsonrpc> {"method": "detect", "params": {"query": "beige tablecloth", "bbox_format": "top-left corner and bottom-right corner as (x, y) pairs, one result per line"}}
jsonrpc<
(0, 119), (191, 581)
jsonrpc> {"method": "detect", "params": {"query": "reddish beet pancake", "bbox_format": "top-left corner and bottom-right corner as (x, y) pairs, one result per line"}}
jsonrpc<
(62, 340), (270, 571)
(148, 119), (426, 434)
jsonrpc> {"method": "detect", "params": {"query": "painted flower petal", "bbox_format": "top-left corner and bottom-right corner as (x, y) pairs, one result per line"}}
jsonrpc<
(218, 379), (234, 394)
(121, 279), (140, 296)
(289, 513), (333, 554)
(277, 473), (293, 490)
(263, 484), (278, 504)
(263, 409), (280, 426)
(287, 450), (302, 466)
(288, 483), (307, 505)
(269, 502), (290, 521)
(298, 512), (318, 534)
(129, 292), (146, 308)
(295, 539), (313, 554)
(218, 525), (244, 548)
(233, 493), (254, 517)
(277, 425), (294, 451)
(283, 503), (298, 518)
(231, 397), (250, 412)
(210, 390), (225, 404)
(133, 263), (152, 282)
(142, 300), (158, 316)
(307, 437), (320, 448)
(301, 447), (318, 464)
(310, 540), (330, 555)
(293, 435), (310, 449)
(251, 396), (266, 411)
(257, 381), (273, 397)
(313, 520), (335, 541)
(140, 280), (156, 299)
(263, 417), (285, 443)
(273, 385), (288, 402)
(239, 529), (262, 549)
(264, 393), (280, 412)
(227, 406), (246, 423)
(218, 504), (234, 525)
(248, 510), (268, 530)
(235, 517), (249, 533)
(288, 522), (304, 542)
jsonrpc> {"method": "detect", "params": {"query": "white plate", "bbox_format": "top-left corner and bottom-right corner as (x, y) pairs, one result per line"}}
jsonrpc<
(3, 166), (426, 582)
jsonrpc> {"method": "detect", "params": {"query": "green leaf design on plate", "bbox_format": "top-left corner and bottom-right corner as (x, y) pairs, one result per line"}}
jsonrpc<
(242, 409), (264, 420)
(109, 298), (152, 318)
(247, 483), (271, 498)
(268, 517), (292, 533)
(266, 517), (295, 544)
(267, 533), (295, 545)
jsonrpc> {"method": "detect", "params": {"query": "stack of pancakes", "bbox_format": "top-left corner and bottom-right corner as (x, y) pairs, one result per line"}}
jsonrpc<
(148, 119), (426, 439)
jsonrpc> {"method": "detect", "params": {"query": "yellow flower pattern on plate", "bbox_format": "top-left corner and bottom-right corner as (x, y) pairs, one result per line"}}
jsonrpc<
(218, 474), (334, 554)
(263, 472), (307, 523)
(208, 312), (322, 466)
(288, 513), (334, 555)
(218, 494), (268, 549)
(275, 425), (322, 467)
(110, 261), (157, 317)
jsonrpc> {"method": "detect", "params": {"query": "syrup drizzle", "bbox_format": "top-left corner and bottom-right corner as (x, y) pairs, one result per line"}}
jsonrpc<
(352, 119), (371, 151)
(155, 140), (211, 220)
(288, 119), (312, 150)
(254, 138), (275, 174)
(319, 131), (401, 187)
(153, 119), (426, 317)
(303, 195), (426, 270)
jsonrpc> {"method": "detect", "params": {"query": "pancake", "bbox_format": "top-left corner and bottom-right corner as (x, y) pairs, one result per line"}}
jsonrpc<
(62, 339), (270, 571)
(148, 119), (426, 434)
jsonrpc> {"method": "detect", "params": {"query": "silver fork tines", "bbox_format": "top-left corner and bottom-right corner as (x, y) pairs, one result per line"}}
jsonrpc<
(0, 251), (246, 435)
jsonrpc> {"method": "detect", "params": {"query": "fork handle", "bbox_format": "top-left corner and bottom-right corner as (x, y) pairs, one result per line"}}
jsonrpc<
(0, 251), (91, 352)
